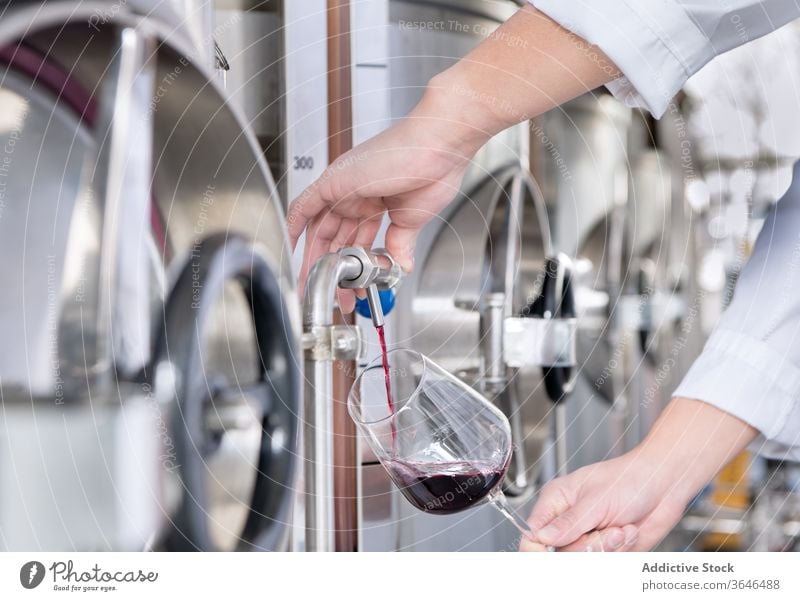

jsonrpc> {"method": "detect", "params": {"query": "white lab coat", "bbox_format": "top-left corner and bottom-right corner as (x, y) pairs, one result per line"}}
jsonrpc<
(530, 0), (800, 459)
(531, 0), (800, 117)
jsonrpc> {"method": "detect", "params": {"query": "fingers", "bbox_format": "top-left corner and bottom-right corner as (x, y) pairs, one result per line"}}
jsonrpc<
(519, 537), (550, 552)
(328, 217), (358, 256)
(337, 289), (356, 315)
(298, 213), (342, 294)
(384, 223), (418, 273)
(558, 530), (608, 552)
(287, 184), (328, 249)
(557, 524), (639, 552)
(625, 502), (685, 551)
(529, 478), (606, 549)
(536, 503), (607, 548)
(527, 481), (573, 532)
(615, 524), (641, 551)
(354, 212), (383, 249)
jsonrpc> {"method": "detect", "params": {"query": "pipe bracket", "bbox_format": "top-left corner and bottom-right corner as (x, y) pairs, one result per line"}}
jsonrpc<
(618, 293), (686, 331)
(504, 317), (578, 368)
(303, 324), (365, 361)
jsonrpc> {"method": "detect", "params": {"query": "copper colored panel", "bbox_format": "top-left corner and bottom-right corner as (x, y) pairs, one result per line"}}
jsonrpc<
(327, 0), (358, 552)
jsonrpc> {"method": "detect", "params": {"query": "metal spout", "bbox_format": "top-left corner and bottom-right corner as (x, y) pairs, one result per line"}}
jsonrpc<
(366, 285), (385, 328)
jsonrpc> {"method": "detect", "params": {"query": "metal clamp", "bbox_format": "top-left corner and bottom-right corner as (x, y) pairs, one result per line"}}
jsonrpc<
(337, 247), (403, 291)
(523, 253), (578, 403)
(618, 293), (686, 331)
(503, 316), (578, 368)
(303, 325), (365, 362)
(370, 248), (403, 290)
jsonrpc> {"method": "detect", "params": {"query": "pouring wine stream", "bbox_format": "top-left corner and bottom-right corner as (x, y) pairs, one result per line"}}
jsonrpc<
(366, 285), (396, 447)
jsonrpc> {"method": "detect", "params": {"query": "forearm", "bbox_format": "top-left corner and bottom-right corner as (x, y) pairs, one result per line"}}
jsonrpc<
(410, 5), (620, 153)
(633, 397), (758, 505)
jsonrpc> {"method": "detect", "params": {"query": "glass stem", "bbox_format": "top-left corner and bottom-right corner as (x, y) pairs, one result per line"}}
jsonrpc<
(490, 490), (551, 549)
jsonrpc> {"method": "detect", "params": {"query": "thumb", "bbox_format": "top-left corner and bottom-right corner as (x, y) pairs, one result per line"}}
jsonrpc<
(336, 288), (356, 314)
(535, 500), (606, 548)
(558, 524), (639, 552)
(528, 480), (573, 531)
(384, 223), (417, 273)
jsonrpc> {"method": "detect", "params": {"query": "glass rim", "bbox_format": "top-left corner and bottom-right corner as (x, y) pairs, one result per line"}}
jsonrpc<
(347, 347), (428, 426)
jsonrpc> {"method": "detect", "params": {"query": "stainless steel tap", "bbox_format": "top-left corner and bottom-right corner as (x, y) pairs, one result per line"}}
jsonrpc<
(337, 247), (400, 329)
(365, 285), (385, 328)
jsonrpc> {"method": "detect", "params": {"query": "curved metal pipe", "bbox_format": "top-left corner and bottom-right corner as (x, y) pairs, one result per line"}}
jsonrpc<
(303, 253), (361, 552)
(303, 254), (362, 328)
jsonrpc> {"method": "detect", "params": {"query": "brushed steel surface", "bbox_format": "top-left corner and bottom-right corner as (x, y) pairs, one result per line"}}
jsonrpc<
(531, 95), (634, 469)
(0, 2), (299, 551)
(0, 394), (164, 551)
(215, 7), (282, 145)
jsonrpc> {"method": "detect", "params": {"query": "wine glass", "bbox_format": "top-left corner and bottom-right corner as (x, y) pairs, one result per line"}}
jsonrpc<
(348, 348), (545, 546)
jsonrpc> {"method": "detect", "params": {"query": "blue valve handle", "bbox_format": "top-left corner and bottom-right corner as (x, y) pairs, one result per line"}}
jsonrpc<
(356, 288), (396, 320)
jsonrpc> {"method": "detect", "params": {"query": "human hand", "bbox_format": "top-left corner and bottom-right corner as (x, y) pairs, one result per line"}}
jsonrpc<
(519, 397), (758, 551)
(287, 83), (488, 312)
(520, 453), (686, 552)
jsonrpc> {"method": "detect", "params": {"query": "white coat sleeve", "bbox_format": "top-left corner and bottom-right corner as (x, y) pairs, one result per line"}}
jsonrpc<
(673, 162), (800, 460)
(529, 1), (800, 117)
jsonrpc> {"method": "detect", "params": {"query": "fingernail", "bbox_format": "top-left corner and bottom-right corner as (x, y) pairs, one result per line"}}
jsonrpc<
(607, 530), (625, 550)
(537, 525), (558, 542)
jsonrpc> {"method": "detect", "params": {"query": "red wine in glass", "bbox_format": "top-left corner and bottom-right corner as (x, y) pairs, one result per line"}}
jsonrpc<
(349, 349), (547, 546)
(385, 459), (505, 514)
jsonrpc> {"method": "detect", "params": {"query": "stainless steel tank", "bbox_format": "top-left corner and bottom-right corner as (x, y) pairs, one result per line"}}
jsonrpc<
(532, 94), (635, 468)
(213, 0), (331, 210)
(628, 109), (705, 440)
(214, 1), (284, 176)
(404, 163), (557, 484)
(533, 95), (703, 469)
(0, 1), (300, 551)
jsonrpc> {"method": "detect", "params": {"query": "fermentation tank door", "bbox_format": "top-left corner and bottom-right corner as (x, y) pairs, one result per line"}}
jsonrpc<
(154, 234), (299, 551)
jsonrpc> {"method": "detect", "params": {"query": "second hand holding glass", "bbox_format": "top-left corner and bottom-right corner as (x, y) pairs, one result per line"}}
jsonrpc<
(348, 348), (551, 548)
